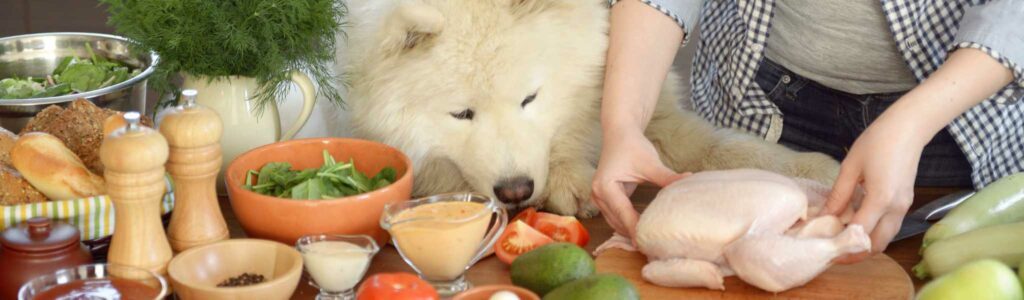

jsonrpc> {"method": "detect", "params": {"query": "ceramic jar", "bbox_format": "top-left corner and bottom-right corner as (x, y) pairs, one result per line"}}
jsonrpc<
(179, 72), (316, 193)
(0, 217), (93, 299)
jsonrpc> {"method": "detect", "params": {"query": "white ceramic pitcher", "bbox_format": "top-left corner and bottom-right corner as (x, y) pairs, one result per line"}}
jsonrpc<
(181, 72), (316, 191)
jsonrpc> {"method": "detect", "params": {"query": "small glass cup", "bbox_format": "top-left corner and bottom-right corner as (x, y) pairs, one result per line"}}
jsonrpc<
(18, 263), (169, 300)
(296, 234), (380, 300)
(380, 192), (508, 296)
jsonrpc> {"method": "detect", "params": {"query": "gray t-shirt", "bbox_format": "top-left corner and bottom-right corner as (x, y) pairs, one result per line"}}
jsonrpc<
(765, 0), (919, 95)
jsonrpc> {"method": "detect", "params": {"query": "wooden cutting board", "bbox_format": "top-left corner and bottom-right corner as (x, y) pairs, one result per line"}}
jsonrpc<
(596, 249), (913, 299)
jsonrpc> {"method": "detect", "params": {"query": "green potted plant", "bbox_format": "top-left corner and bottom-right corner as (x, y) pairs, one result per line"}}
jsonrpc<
(103, 0), (347, 185)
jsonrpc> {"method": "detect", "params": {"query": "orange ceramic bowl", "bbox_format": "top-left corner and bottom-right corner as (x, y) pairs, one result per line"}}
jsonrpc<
(453, 285), (540, 300)
(225, 138), (413, 246)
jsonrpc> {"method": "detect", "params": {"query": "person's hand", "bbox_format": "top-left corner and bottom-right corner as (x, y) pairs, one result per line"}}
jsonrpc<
(824, 115), (929, 264)
(592, 127), (687, 240)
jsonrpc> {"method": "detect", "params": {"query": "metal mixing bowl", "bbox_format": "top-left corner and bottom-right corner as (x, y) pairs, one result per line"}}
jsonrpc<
(0, 32), (158, 132)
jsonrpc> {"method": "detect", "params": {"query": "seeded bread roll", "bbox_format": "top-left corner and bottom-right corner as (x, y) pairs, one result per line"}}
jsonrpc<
(0, 165), (48, 205)
(11, 132), (105, 200)
(21, 99), (153, 176)
(0, 126), (16, 166)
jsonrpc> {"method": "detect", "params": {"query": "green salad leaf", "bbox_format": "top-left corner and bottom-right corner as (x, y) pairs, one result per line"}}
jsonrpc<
(244, 150), (398, 200)
(59, 62), (108, 92)
(0, 78), (44, 99)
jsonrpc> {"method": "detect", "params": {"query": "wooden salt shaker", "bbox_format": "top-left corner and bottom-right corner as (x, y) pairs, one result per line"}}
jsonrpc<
(100, 112), (173, 276)
(163, 89), (229, 252)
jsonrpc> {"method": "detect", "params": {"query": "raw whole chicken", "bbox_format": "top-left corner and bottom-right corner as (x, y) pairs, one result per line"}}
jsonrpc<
(595, 169), (870, 292)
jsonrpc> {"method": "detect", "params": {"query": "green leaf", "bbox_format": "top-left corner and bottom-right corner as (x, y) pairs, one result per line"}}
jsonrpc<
(0, 78), (44, 99)
(85, 43), (103, 63)
(322, 150), (336, 166)
(307, 177), (323, 199)
(108, 67), (130, 86)
(342, 172), (371, 193)
(58, 63), (108, 92)
(53, 57), (76, 75)
(31, 83), (72, 98)
(321, 182), (342, 198)
(291, 180), (309, 199)
(372, 167), (397, 183)
(337, 184), (357, 196)
(372, 179), (391, 190)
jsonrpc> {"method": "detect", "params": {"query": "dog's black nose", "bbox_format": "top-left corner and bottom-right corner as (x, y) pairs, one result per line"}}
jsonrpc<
(493, 177), (534, 205)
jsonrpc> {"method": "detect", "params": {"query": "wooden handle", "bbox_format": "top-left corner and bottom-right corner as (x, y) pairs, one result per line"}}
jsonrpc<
(101, 113), (173, 276)
(161, 91), (229, 252)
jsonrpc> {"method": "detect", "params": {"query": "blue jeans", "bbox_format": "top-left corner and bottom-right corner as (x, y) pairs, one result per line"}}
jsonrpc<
(753, 58), (973, 187)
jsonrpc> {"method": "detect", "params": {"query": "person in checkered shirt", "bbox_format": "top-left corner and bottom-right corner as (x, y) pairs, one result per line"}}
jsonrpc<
(592, 0), (1024, 263)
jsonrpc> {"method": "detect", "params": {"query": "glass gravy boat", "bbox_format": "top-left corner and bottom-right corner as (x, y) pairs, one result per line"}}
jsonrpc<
(380, 193), (507, 296)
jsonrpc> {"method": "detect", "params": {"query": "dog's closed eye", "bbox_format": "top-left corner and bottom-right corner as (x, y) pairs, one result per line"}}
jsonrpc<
(521, 92), (537, 108)
(450, 109), (475, 120)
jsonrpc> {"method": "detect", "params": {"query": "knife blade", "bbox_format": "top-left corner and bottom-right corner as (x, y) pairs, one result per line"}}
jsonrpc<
(892, 190), (975, 242)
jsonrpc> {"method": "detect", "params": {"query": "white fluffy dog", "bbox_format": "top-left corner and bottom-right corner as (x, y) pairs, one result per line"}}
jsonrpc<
(341, 0), (839, 217)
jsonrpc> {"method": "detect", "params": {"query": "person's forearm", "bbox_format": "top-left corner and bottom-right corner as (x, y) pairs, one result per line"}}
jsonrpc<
(880, 48), (1014, 145)
(601, 0), (684, 136)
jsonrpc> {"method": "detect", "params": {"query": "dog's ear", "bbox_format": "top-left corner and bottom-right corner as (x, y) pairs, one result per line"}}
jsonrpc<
(380, 2), (444, 55)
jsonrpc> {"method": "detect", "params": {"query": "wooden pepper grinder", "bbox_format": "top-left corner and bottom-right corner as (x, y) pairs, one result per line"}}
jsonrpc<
(163, 89), (229, 252)
(101, 112), (173, 276)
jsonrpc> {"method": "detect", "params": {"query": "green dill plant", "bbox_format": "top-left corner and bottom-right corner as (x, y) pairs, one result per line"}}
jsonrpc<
(101, 0), (347, 113)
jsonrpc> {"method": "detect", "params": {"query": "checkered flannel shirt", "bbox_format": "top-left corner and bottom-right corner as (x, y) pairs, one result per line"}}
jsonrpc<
(612, 0), (1024, 187)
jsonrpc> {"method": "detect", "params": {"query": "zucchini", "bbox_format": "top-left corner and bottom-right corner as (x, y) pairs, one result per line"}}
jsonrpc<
(916, 259), (1022, 300)
(923, 173), (1024, 249)
(915, 222), (1024, 279)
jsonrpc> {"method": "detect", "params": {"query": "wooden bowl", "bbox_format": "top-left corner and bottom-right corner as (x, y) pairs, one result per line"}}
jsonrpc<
(453, 285), (540, 300)
(167, 239), (303, 300)
(225, 137), (413, 247)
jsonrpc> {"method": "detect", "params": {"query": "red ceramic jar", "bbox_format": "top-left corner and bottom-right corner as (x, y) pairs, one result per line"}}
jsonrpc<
(0, 217), (93, 299)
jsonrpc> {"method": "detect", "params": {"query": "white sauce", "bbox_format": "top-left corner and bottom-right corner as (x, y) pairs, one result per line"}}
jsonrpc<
(301, 241), (373, 292)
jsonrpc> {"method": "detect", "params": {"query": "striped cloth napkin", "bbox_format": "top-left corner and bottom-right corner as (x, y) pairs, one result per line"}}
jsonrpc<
(0, 180), (175, 240)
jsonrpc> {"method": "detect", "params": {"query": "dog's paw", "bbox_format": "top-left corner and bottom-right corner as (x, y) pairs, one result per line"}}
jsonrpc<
(544, 185), (584, 217)
(543, 166), (599, 218)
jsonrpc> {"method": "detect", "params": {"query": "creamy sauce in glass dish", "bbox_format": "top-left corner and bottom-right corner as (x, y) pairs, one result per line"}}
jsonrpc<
(301, 240), (373, 292)
(390, 201), (490, 280)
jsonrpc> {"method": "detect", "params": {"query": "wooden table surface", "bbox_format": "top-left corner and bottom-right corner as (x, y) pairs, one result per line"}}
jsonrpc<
(219, 186), (959, 299)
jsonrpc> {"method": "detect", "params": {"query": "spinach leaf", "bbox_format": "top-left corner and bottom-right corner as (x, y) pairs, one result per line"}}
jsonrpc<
(372, 167), (397, 183)
(53, 57), (77, 75)
(58, 62), (108, 92)
(32, 83), (71, 98)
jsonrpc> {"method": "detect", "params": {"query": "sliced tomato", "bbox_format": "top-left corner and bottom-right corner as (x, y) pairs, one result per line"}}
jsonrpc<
(495, 220), (554, 264)
(510, 207), (539, 226)
(356, 272), (439, 300)
(533, 212), (590, 247)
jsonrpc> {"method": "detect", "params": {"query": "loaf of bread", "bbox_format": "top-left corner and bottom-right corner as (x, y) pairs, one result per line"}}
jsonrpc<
(11, 132), (106, 200)
(21, 99), (152, 176)
(0, 165), (47, 205)
(0, 126), (16, 166)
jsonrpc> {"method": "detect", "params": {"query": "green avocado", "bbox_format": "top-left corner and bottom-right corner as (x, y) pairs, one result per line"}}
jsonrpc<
(542, 274), (639, 300)
(510, 242), (595, 296)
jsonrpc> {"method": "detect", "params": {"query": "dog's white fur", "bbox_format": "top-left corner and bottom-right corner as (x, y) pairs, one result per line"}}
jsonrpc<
(342, 0), (839, 217)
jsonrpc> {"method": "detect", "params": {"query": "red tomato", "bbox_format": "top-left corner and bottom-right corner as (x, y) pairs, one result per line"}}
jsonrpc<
(495, 220), (554, 264)
(356, 272), (439, 300)
(533, 212), (590, 247)
(510, 207), (539, 226)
